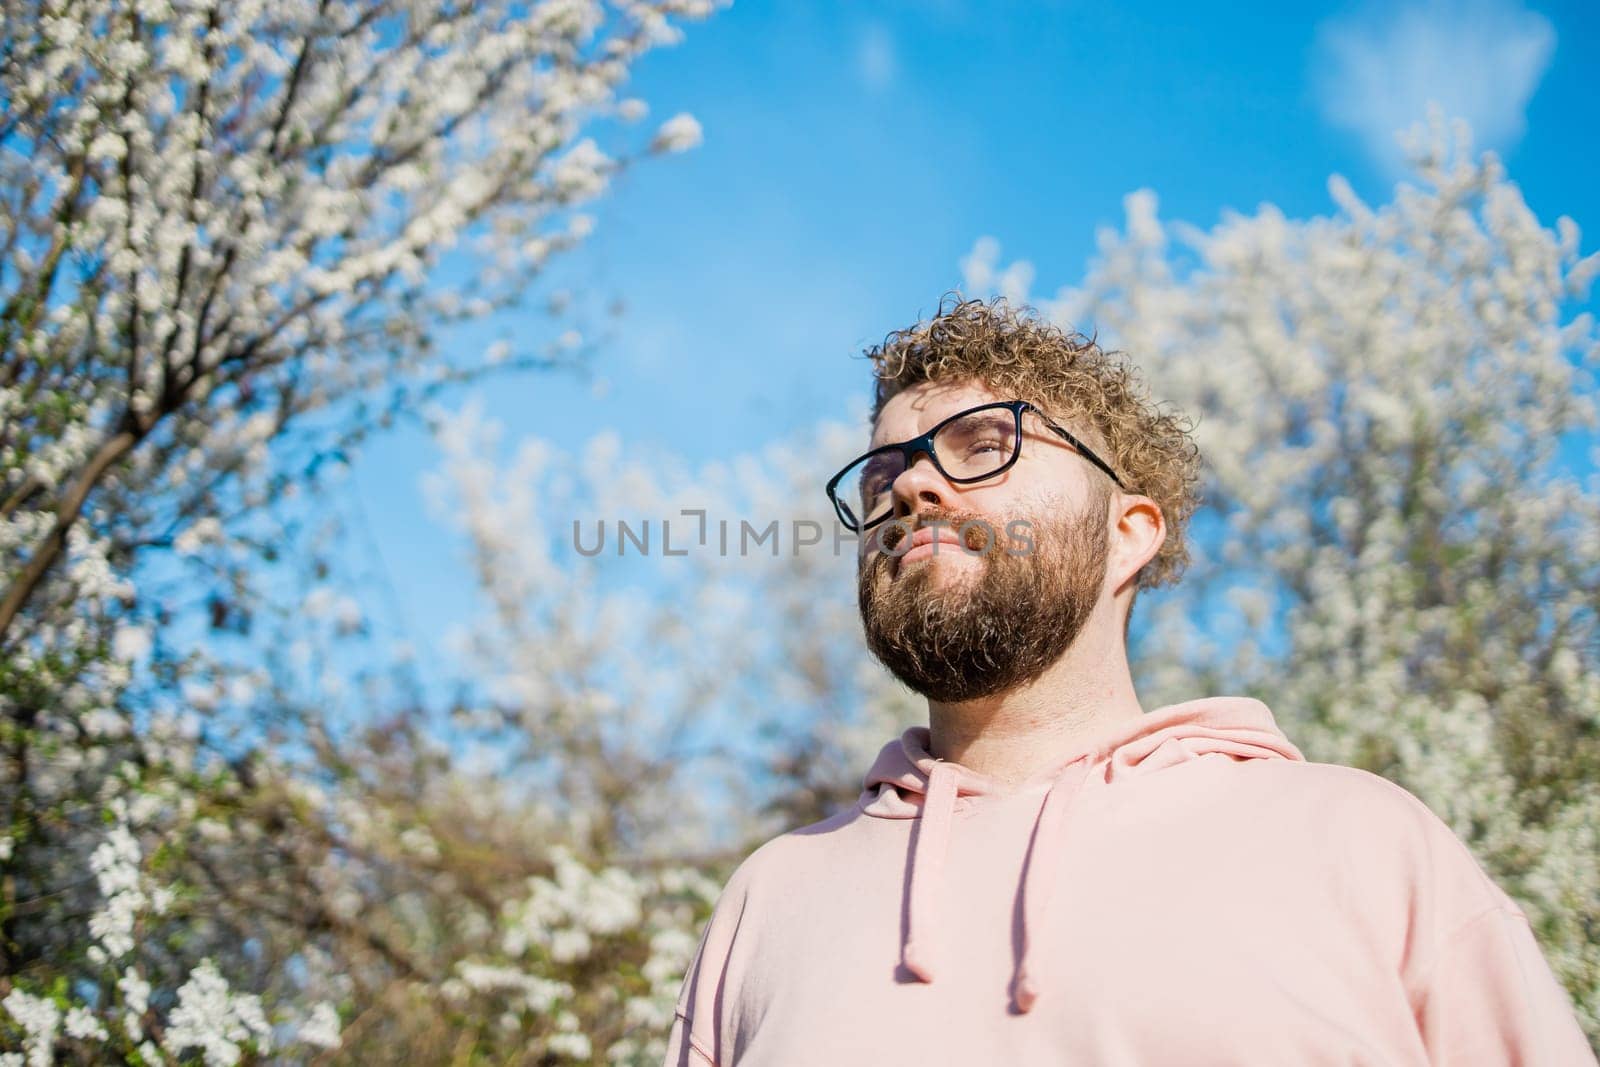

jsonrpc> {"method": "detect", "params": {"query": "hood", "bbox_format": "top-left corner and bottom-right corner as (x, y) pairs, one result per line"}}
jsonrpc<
(855, 696), (1304, 1013)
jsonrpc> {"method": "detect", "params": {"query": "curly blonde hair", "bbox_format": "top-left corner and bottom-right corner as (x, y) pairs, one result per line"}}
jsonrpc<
(867, 293), (1202, 594)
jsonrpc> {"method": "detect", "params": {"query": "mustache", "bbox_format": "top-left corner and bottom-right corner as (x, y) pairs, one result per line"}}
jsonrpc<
(869, 509), (1005, 556)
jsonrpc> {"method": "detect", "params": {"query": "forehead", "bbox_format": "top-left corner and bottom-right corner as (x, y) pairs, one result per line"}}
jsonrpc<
(870, 380), (1005, 446)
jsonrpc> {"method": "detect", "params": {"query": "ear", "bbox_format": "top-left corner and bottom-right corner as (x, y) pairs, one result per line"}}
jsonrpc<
(1110, 493), (1164, 592)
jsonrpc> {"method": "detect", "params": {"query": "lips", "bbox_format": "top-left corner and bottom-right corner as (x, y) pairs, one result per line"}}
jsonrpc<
(905, 527), (965, 552)
(890, 524), (969, 571)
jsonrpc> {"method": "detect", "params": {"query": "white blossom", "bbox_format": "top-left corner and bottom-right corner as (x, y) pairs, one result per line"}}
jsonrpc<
(296, 1002), (342, 1051)
(163, 959), (273, 1067)
(64, 1005), (109, 1042)
(652, 112), (704, 153)
(1, 990), (59, 1067)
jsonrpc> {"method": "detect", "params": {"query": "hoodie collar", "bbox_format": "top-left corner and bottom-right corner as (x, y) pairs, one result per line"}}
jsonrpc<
(855, 697), (1305, 1014)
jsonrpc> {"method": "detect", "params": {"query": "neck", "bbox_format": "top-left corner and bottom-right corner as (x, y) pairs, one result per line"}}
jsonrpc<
(926, 606), (1144, 788)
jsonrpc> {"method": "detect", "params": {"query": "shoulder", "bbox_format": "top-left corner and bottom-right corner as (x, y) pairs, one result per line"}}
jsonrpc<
(1147, 754), (1452, 850)
(1189, 753), (1460, 826)
(668, 805), (873, 1065)
(676, 803), (875, 996)
(732, 806), (883, 889)
(1226, 756), (1441, 814)
(1204, 757), (1523, 920)
(708, 802), (873, 908)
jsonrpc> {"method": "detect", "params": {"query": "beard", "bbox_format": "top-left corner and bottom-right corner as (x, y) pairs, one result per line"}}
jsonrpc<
(857, 489), (1110, 704)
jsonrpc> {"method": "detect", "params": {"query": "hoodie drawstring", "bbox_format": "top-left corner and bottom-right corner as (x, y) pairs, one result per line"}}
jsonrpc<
(900, 755), (1094, 1014)
(902, 759), (957, 982)
(1014, 757), (1091, 1012)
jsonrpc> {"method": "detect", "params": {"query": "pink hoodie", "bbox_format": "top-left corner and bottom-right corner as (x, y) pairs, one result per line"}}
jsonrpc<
(664, 697), (1596, 1066)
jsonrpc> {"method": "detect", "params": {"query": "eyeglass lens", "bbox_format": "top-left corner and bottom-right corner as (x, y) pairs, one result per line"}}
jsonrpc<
(842, 406), (1019, 529)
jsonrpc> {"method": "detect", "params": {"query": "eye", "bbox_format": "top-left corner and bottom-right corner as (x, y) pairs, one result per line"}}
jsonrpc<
(961, 435), (1008, 459)
(857, 457), (900, 503)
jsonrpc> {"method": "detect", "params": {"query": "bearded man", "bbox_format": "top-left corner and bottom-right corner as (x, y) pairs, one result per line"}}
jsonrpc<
(663, 296), (1595, 1066)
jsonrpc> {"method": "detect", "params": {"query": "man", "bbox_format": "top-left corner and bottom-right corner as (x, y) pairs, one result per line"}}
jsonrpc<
(663, 296), (1596, 1066)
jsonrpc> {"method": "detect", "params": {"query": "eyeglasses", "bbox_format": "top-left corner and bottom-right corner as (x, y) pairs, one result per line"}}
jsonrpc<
(824, 399), (1126, 533)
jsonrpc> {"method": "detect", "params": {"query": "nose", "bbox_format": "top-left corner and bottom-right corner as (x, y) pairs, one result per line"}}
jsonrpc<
(890, 449), (950, 520)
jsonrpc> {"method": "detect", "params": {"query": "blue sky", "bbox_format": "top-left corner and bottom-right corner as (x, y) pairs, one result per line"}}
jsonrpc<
(346, 0), (1600, 673)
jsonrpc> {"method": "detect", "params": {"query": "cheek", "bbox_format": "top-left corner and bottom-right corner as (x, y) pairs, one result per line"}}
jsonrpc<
(952, 483), (1020, 521)
(856, 527), (888, 566)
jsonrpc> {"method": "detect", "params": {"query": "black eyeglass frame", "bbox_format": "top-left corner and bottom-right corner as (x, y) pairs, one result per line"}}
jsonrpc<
(825, 399), (1127, 533)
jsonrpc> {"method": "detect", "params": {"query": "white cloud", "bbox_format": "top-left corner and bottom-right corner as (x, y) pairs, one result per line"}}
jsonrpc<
(857, 23), (897, 91)
(1311, 0), (1556, 174)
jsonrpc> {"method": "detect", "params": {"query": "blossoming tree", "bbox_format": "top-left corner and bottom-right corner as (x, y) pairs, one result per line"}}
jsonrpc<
(0, 0), (719, 1061)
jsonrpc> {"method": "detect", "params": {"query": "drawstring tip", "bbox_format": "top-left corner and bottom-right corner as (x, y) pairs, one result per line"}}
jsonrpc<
(902, 942), (935, 983)
(1014, 974), (1039, 1013)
